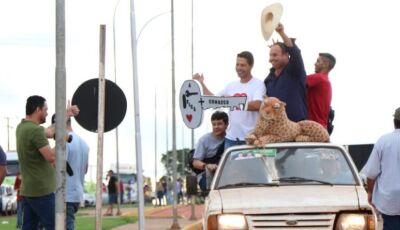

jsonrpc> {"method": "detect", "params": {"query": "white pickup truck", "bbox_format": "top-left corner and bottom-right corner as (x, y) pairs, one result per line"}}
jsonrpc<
(194, 142), (377, 230)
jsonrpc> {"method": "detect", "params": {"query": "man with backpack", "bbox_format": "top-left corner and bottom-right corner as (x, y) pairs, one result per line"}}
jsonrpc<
(306, 53), (336, 133)
(192, 111), (228, 192)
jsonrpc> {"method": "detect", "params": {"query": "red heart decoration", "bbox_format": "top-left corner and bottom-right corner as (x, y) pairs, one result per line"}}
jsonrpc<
(186, 114), (193, 122)
(233, 93), (247, 97)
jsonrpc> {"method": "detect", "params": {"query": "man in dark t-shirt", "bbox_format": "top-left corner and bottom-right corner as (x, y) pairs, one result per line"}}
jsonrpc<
(104, 170), (118, 216)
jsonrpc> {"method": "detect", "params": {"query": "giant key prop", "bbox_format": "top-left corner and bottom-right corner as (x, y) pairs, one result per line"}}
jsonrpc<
(179, 80), (247, 129)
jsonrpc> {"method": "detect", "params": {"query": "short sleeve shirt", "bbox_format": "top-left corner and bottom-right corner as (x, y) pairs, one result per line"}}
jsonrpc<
(16, 119), (55, 197)
(108, 175), (117, 194)
(194, 133), (224, 160)
(217, 77), (266, 140)
(65, 132), (89, 203)
(361, 129), (400, 215)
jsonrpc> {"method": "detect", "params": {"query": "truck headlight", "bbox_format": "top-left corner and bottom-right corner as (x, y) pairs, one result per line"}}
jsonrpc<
(207, 214), (248, 230)
(335, 213), (376, 230)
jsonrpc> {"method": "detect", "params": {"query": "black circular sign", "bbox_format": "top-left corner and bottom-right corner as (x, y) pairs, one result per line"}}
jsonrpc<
(72, 78), (127, 133)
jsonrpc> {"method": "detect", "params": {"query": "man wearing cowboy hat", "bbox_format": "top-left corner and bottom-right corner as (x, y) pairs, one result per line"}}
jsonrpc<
(361, 107), (400, 229)
(264, 23), (307, 122)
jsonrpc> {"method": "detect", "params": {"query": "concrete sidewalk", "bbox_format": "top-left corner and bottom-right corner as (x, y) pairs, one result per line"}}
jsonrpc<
(111, 204), (203, 230)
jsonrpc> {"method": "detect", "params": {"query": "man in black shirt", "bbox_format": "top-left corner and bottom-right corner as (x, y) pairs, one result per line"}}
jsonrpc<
(104, 170), (118, 216)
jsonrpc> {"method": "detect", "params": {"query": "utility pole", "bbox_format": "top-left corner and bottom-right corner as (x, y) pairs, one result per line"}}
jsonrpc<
(5, 117), (12, 151)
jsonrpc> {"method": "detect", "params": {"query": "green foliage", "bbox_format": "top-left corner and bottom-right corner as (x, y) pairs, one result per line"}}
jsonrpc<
(160, 148), (192, 177)
(84, 181), (96, 194)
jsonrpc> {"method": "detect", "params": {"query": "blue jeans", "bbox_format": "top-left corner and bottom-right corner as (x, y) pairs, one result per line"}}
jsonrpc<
(22, 193), (55, 230)
(382, 213), (400, 230)
(16, 200), (24, 229)
(66, 202), (80, 230)
(224, 138), (245, 149)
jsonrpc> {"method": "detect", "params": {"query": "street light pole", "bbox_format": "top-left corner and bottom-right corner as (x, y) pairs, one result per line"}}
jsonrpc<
(154, 86), (158, 196)
(169, 0), (180, 229)
(113, 0), (122, 216)
(130, 0), (145, 229)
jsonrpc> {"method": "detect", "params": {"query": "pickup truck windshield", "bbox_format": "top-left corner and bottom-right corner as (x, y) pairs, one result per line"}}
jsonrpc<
(216, 147), (357, 189)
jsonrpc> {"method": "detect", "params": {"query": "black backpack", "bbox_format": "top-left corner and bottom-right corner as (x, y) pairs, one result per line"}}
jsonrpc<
(189, 141), (225, 175)
(327, 106), (335, 135)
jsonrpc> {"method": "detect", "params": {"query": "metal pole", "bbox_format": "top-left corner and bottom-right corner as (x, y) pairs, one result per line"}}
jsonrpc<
(55, 0), (67, 229)
(154, 88), (158, 195)
(137, 11), (170, 44)
(190, 0), (195, 150)
(166, 90), (169, 205)
(5, 117), (10, 151)
(130, 1), (145, 229)
(113, 0), (122, 216)
(95, 25), (106, 230)
(189, 0), (197, 221)
(169, 0), (180, 229)
(181, 124), (185, 176)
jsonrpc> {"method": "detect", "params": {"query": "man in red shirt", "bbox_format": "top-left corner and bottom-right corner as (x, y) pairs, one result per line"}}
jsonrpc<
(14, 173), (23, 229)
(306, 53), (336, 129)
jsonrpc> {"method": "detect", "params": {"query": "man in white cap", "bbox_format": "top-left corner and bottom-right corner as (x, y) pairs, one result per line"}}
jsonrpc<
(362, 107), (400, 229)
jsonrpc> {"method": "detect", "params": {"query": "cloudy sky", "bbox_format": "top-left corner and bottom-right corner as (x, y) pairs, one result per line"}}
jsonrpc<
(1, 0), (399, 182)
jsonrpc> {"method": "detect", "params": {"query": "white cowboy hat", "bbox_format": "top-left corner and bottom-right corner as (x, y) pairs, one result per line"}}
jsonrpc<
(261, 3), (283, 41)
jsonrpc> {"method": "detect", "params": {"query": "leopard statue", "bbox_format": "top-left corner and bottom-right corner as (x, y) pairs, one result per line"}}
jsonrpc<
(245, 97), (330, 147)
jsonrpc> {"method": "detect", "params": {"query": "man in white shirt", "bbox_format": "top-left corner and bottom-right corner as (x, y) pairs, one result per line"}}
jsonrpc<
(362, 107), (400, 229)
(193, 51), (266, 149)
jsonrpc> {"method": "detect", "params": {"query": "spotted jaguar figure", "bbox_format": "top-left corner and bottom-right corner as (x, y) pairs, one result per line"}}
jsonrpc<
(246, 97), (329, 147)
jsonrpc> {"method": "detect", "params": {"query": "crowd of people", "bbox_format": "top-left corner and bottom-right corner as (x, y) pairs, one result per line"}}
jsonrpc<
(12, 95), (88, 230)
(0, 18), (398, 230)
(191, 22), (336, 192)
(154, 177), (185, 206)
(191, 22), (400, 229)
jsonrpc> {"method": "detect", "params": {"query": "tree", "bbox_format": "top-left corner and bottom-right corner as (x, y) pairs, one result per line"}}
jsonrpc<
(160, 148), (192, 177)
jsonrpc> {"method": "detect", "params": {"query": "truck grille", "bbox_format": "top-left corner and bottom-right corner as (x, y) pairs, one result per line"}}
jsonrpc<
(246, 213), (336, 229)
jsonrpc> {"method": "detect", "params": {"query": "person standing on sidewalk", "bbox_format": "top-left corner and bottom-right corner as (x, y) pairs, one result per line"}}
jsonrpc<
(16, 95), (79, 230)
(105, 170), (118, 216)
(16, 95), (55, 230)
(61, 116), (89, 230)
(14, 173), (23, 229)
(362, 107), (400, 230)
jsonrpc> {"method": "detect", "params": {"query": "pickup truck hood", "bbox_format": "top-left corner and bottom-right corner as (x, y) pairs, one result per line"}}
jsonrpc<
(212, 186), (363, 214)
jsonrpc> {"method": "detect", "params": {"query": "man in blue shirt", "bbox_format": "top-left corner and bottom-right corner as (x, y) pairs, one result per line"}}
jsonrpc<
(362, 107), (400, 229)
(264, 23), (307, 122)
(64, 117), (89, 230)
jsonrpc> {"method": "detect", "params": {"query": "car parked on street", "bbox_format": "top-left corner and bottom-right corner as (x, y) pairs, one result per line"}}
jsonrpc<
(0, 185), (17, 216)
(192, 143), (377, 230)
